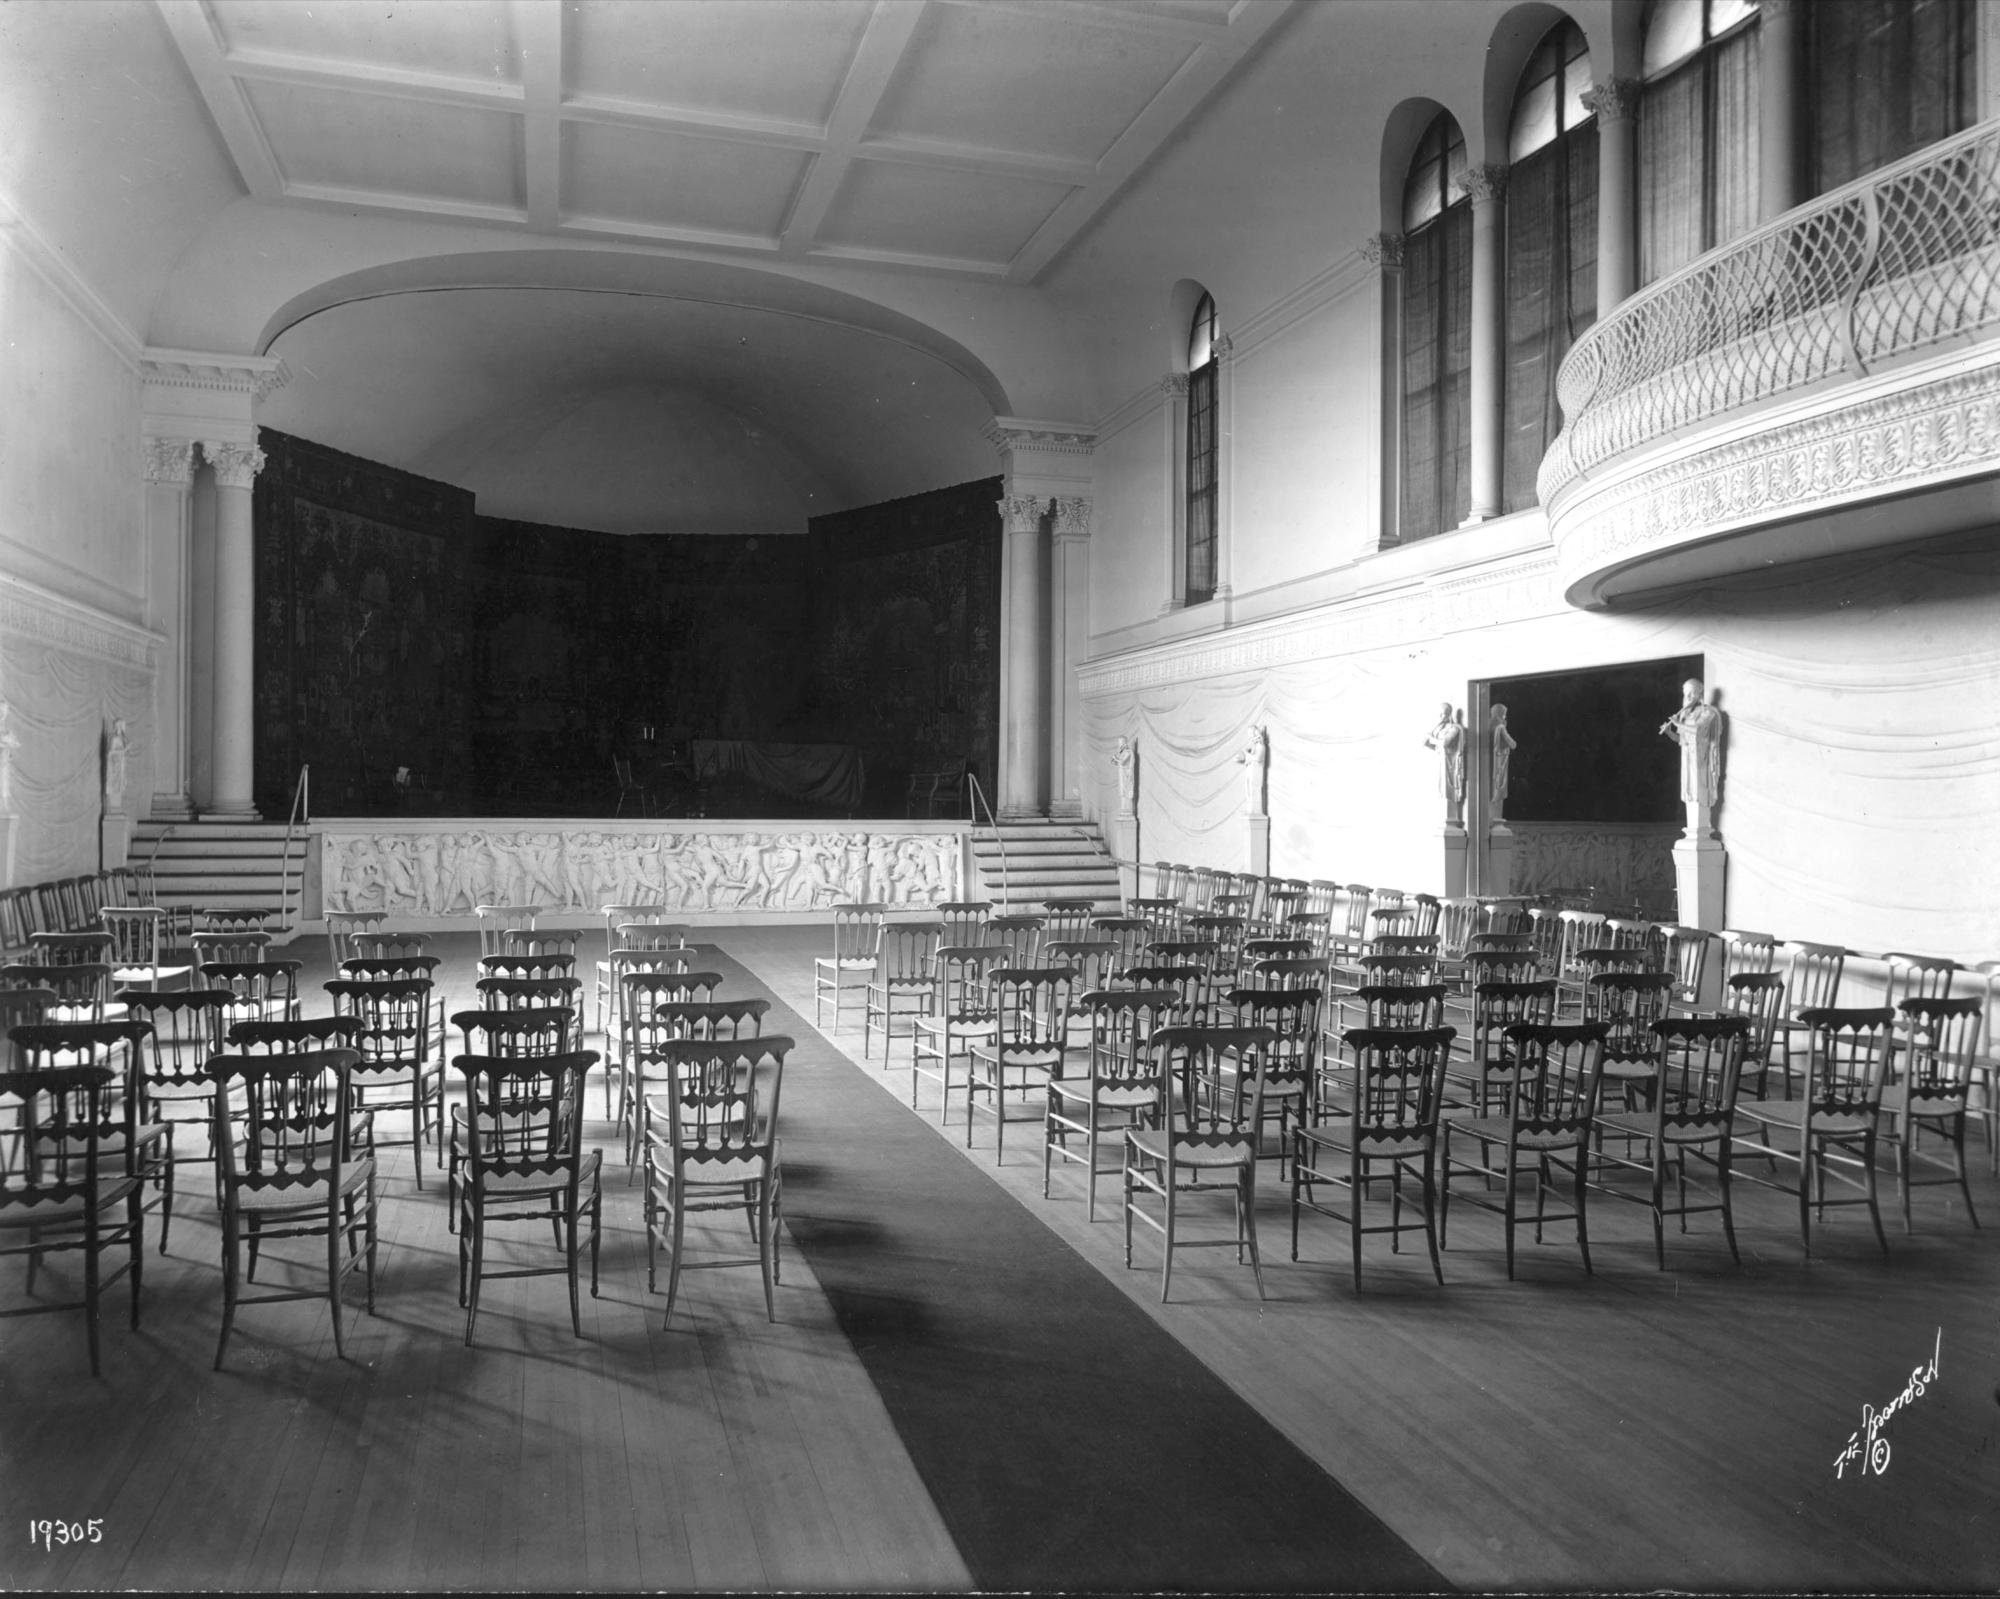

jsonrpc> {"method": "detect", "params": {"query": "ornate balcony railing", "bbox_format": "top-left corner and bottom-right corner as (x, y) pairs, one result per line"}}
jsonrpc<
(1540, 120), (2000, 505)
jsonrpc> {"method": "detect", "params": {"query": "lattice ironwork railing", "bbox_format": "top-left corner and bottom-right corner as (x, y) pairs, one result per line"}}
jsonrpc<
(1540, 121), (2000, 504)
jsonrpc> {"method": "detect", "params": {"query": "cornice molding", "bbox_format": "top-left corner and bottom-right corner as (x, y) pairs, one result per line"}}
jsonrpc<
(1549, 355), (2000, 596)
(0, 194), (143, 368)
(142, 349), (291, 403)
(985, 417), (1097, 458)
(0, 575), (162, 672)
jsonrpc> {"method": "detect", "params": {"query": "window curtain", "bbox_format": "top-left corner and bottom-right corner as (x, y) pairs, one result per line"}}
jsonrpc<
(1502, 125), (1598, 512)
(1810, 0), (1972, 195)
(1401, 203), (1472, 539)
(1639, 24), (1759, 284)
(1186, 358), (1217, 600)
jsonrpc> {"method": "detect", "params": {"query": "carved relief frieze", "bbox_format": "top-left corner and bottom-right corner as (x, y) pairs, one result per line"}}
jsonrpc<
(0, 576), (160, 671)
(321, 827), (961, 917)
(1508, 822), (1680, 910)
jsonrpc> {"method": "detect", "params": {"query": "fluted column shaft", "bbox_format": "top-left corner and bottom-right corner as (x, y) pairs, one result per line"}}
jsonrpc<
(1461, 164), (1508, 523)
(1046, 498), (1090, 819)
(144, 438), (197, 818)
(203, 441), (263, 819)
(997, 493), (1048, 819)
(1585, 78), (1642, 311)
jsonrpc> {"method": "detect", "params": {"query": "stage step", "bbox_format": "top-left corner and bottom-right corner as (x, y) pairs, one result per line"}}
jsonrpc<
(967, 821), (1122, 914)
(132, 819), (306, 937)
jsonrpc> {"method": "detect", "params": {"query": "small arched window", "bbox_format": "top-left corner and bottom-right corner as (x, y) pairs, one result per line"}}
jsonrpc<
(1185, 291), (1219, 603)
(1400, 111), (1471, 540)
(1638, 0), (1761, 284)
(1502, 21), (1597, 511)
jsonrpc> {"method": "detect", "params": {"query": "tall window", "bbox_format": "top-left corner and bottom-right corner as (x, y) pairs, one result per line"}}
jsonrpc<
(1186, 291), (1218, 604)
(1809, 0), (1975, 195)
(1503, 21), (1598, 512)
(1400, 112), (1471, 540)
(1638, 0), (1760, 284)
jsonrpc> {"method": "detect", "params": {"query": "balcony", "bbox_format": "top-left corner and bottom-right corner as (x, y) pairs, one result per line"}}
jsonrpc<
(1542, 121), (2000, 609)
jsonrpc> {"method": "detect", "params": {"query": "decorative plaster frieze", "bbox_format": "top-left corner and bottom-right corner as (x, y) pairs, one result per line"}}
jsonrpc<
(1078, 551), (1566, 697)
(998, 493), (1047, 533)
(0, 576), (161, 672)
(1359, 232), (1405, 270)
(1053, 496), (1092, 540)
(1549, 360), (2000, 587)
(1458, 164), (1509, 205)
(201, 441), (268, 490)
(984, 419), (1097, 457)
(142, 350), (290, 403)
(143, 438), (197, 488)
(1580, 78), (1643, 124)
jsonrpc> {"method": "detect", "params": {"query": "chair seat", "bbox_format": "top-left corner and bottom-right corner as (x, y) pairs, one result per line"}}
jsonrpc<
(1597, 1110), (1731, 1145)
(913, 1014), (996, 1038)
(1300, 1124), (1433, 1161)
(234, 1158), (377, 1212)
(1452, 1114), (1588, 1152)
(0, 1175), (141, 1224)
(476, 1148), (602, 1199)
(1735, 1099), (1875, 1137)
(1127, 1127), (1252, 1167)
(1048, 1079), (1154, 1109)
(815, 957), (876, 973)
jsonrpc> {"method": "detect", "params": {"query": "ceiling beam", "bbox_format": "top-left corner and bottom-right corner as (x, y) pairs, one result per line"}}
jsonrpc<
(560, 93), (826, 153)
(779, 0), (930, 259)
(857, 135), (1094, 185)
(1006, 0), (1296, 282)
(154, 0), (284, 201)
(216, 46), (526, 112)
(937, 0), (1235, 46)
(517, 0), (564, 230)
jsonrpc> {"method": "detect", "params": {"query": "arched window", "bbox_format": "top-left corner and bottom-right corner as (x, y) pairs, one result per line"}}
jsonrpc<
(1808, 0), (1975, 195)
(1638, 0), (1760, 285)
(1185, 291), (1219, 603)
(1503, 21), (1597, 512)
(1400, 111), (1471, 541)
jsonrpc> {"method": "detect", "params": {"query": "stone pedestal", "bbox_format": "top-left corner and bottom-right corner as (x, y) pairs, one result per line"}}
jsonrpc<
(101, 812), (132, 873)
(1246, 814), (1271, 878)
(1484, 821), (1514, 898)
(1672, 828), (1727, 932)
(1109, 814), (1139, 902)
(1441, 824), (1468, 898)
(0, 816), (15, 889)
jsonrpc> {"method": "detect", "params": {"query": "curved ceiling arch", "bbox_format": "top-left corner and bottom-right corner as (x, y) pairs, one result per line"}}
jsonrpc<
(256, 247), (1014, 416)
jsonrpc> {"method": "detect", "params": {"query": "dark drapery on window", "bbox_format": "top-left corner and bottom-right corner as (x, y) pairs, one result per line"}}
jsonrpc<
(1639, 2), (1760, 284)
(1400, 112), (1471, 542)
(1809, 0), (1974, 195)
(1186, 356), (1217, 602)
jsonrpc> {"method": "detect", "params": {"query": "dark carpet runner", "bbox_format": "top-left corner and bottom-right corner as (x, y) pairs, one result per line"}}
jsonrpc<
(709, 946), (1447, 1595)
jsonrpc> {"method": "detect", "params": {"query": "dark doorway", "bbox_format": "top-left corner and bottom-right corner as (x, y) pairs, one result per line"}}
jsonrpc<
(1488, 655), (1698, 823)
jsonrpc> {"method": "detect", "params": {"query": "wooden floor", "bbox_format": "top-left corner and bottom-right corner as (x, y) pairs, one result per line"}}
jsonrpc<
(6, 925), (1999, 1592)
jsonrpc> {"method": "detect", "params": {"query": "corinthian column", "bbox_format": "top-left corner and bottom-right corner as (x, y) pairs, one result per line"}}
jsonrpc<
(1047, 497), (1091, 819)
(996, 492), (1049, 819)
(144, 438), (197, 819)
(1584, 78), (1642, 311)
(202, 441), (264, 819)
(1362, 232), (1405, 549)
(1460, 164), (1508, 523)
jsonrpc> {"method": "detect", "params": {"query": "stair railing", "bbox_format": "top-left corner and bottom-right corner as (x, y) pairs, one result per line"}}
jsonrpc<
(280, 765), (309, 932)
(964, 770), (1010, 907)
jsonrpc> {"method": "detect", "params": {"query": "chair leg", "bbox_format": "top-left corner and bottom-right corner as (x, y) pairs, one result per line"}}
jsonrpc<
(1241, 1167), (1266, 1301)
(663, 1186), (687, 1328)
(127, 1185), (145, 1333)
(1863, 1129), (1888, 1256)
(759, 1177), (777, 1323)
(1159, 1175), (1176, 1304)
(327, 1195), (346, 1361)
(463, 1204), (485, 1345)
(215, 1209), (239, 1372)
(567, 1192), (582, 1338)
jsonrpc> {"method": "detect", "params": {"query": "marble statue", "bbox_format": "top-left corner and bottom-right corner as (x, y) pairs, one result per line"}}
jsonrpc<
(1660, 678), (1724, 812)
(1238, 724), (1268, 817)
(0, 703), (19, 814)
(1490, 703), (1517, 820)
(1112, 735), (1137, 817)
(102, 718), (130, 812)
(1424, 703), (1466, 825)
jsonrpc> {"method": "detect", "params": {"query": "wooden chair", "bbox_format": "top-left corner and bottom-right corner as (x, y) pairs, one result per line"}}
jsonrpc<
(623, 998), (769, 1167)
(326, 977), (443, 1189)
(1720, 971), (1787, 1099)
(1045, 989), (1176, 1221)
(597, 906), (683, 1035)
(642, 1037), (790, 1326)
(813, 904), (886, 1031)
(204, 960), (302, 1039)
(325, 910), (386, 972)
(208, 1048), (377, 1370)
(966, 967), (1072, 1163)
(1773, 941), (1847, 1095)
(479, 952), (577, 982)
(935, 901), (992, 944)
(5, 963), (113, 1022)
(1220, 985), (1321, 1172)
(910, 945), (1003, 1121)
(605, 949), (695, 1123)
(1040, 899), (1098, 946)
(29, 931), (114, 968)
(1444, 979), (1557, 1117)
(616, 968), (721, 1146)
(1089, 916), (1155, 978)
(985, 913), (1046, 966)
(118, 989), (234, 1250)
(1583, 970), (1675, 1112)
(1127, 1023), (1277, 1302)
(100, 906), (188, 990)
(1733, 1007), (1892, 1257)
(1441, 1021), (1608, 1278)
(196, 908), (270, 935)
(504, 929), (582, 960)
(864, 922), (941, 1062)
(455, 1049), (601, 1345)
(442, 1008), (581, 1230)
(613, 755), (653, 817)
(1591, 1015), (1751, 1269)
(352, 932), (432, 962)
(0, 1057), (145, 1374)
(1716, 928), (1778, 982)
(474, 904), (545, 960)
(190, 931), (272, 967)
(1883, 996), (1982, 1234)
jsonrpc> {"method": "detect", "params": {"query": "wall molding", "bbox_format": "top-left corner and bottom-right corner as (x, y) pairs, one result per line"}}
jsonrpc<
(0, 573), (163, 671)
(0, 193), (143, 369)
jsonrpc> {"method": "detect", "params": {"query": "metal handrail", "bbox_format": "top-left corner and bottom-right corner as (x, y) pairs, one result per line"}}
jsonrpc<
(963, 770), (1009, 907)
(280, 765), (309, 931)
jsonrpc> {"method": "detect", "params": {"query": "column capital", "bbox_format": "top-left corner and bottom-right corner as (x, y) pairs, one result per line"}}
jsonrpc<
(143, 437), (197, 488)
(1052, 496), (1092, 542)
(202, 441), (267, 490)
(997, 493), (1047, 535)
(1457, 163), (1509, 206)
(1581, 77), (1643, 124)
(1359, 231), (1405, 271)
(1159, 372), (1190, 398)
(1211, 332), (1235, 362)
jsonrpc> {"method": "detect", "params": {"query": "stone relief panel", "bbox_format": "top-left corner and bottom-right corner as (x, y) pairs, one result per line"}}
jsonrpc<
(322, 828), (960, 916)
(1507, 822), (1680, 915)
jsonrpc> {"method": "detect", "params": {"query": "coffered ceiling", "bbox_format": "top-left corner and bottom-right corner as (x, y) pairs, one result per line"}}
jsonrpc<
(158, 0), (1295, 282)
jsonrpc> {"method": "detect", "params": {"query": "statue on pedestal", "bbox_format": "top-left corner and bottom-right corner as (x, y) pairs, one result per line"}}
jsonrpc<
(1660, 678), (1724, 825)
(103, 718), (130, 813)
(1238, 723), (1268, 817)
(1424, 703), (1466, 827)
(1490, 703), (1517, 822)
(1112, 735), (1137, 818)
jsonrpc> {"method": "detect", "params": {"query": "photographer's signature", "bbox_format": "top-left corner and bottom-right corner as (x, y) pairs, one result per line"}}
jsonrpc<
(1835, 1329), (1941, 1479)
